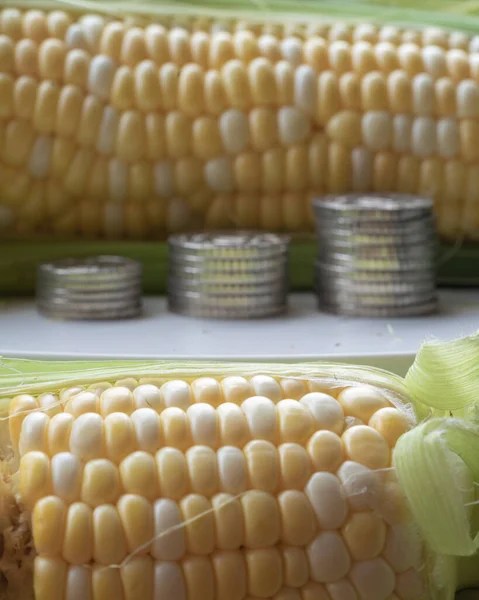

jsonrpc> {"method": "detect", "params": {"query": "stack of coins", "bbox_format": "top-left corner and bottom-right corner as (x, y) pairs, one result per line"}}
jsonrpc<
(312, 194), (438, 317)
(37, 256), (143, 320)
(168, 232), (289, 318)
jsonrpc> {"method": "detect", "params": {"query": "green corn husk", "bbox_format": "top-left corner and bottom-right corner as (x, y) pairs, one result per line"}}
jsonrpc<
(11, 0), (479, 31)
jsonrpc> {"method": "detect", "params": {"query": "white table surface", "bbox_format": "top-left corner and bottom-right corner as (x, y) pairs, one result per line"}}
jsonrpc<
(0, 290), (476, 375)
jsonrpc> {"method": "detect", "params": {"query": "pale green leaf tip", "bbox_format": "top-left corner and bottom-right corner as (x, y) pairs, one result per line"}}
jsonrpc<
(405, 331), (479, 414)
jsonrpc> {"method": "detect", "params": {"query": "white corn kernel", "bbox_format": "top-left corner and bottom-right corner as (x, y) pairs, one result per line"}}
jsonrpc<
(151, 498), (185, 561)
(294, 64), (317, 117)
(70, 413), (104, 460)
(154, 562), (186, 600)
(191, 378), (223, 406)
(457, 79), (479, 118)
(250, 375), (282, 402)
(305, 472), (348, 529)
(187, 403), (219, 447)
(97, 106), (119, 155)
(79, 15), (105, 52)
(437, 118), (459, 159)
(327, 579), (359, 600)
(362, 111), (392, 151)
(281, 37), (303, 66)
(153, 160), (174, 197)
(219, 109), (249, 155)
(349, 558), (395, 600)
(242, 396), (277, 441)
(130, 408), (162, 453)
(65, 565), (91, 600)
(411, 117), (436, 157)
(133, 384), (163, 411)
(422, 46), (446, 78)
(217, 445), (248, 494)
(307, 532), (351, 583)
(278, 106), (311, 146)
(28, 136), (52, 179)
(337, 460), (376, 511)
(392, 114), (412, 153)
(19, 411), (50, 455)
(108, 158), (128, 203)
(221, 376), (252, 404)
(352, 147), (373, 191)
(299, 392), (344, 434)
(217, 402), (250, 447)
(51, 452), (82, 502)
(160, 380), (192, 410)
(412, 73), (434, 116)
(88, 55), (115, 100)
(383, 523), (423, 573)
(395, 569), (425, 600)
(65, 24), (87, 50)
(205, 157), (234, 192)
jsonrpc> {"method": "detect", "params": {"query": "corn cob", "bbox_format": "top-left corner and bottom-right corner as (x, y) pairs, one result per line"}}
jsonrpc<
(0, 371), (426, 600)
(0, 7), (478, 241)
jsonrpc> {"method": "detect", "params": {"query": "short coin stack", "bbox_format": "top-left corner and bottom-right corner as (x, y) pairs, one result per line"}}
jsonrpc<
(37, 256), (143, 320)
(312, 194), (438, 317)
(168, 232), (289, 318)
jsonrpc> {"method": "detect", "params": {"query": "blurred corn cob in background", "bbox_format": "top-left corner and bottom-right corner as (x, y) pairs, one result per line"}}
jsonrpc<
(2, 1), (479, 241)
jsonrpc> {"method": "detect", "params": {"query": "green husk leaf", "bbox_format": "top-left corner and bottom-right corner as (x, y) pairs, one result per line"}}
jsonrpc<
(8, 0), (479, 33)
(0, 356), (409, 404)
(395, 418), (479, 556)
(395, 333), (479, 597)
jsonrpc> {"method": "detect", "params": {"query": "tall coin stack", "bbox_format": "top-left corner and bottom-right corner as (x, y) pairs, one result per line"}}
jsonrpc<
(168, 232), (289, 318)
(37, 256), (143, 320)
(312, 194), (438, 317)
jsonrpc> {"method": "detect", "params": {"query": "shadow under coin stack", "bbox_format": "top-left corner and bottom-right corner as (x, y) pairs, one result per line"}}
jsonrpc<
(37, 256), (143, 320)
(313, 194), (438, 317)
(168, 232), (290, 318)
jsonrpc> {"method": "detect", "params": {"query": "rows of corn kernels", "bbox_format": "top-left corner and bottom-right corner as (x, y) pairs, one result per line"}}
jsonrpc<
(11, 374), (425, 600)
(0, 9), (479, 240)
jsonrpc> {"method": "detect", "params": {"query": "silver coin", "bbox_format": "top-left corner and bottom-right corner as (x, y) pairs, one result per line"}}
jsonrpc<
(319, 244), (437, 260)
(168, 255), (288, 275)
(313, 193), (434, 215)
(315, 221), (437, 240)
(168, 293), (287, 319)
(316, 261), (436, 277)
(314, 273), (436, 295)
(169, 231), (289, 252)
(317, 298), (438, 317)
(38, 275), (143, 292)
(168, 232), (289, 319)
(37, 300), (142, 320)
(168, 263), (287, 283)
(319, 256), (436, 273)
(317, 232), (437, 248)
(318, 288), (437, 308)
(168, 275), (288, 293)
(38, 255), (142, 279)
(37, 255), (143, 320)
(36, 288), (143, 304)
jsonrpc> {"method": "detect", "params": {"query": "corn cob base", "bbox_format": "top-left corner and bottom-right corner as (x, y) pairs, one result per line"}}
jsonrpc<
(0, 372), (429, 600)
(1, 8), (479, 241)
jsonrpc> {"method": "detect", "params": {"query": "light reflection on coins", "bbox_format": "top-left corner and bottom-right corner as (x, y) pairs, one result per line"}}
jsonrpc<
(167, 232), (289, 319)
(313, 194), (438, 317)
